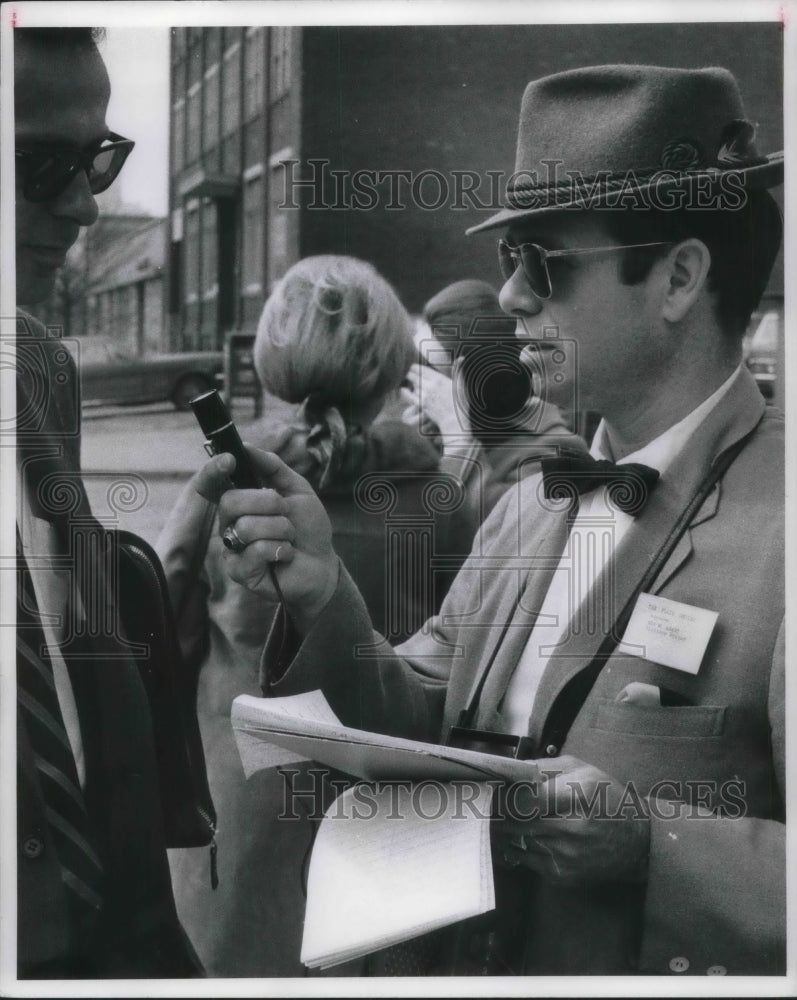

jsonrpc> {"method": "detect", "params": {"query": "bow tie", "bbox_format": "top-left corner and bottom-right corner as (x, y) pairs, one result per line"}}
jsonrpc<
(540, 454), (660, 516)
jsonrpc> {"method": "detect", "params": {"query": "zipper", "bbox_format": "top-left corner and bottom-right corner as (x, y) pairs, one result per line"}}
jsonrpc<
(198, 805), (218, 890)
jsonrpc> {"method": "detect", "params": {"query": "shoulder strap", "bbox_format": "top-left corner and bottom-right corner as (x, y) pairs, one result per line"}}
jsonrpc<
(539, 421), (761, 751)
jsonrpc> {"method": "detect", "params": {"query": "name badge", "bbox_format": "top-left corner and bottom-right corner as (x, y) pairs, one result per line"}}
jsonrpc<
(620, 593), (718, 675)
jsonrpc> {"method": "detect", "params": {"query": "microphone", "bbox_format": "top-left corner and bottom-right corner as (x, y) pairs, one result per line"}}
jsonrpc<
(190, 389), (260, 489)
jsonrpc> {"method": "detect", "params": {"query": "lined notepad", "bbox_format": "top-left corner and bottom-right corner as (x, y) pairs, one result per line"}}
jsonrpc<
(301, 782), (495, 969)
(230, 690), (539, 968)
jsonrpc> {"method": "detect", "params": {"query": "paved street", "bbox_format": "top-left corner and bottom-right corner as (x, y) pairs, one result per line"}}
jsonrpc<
(80, 400), (260, 545)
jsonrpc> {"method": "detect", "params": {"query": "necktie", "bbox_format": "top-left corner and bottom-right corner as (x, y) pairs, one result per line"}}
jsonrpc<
(16, 539), (105, 918)
(540, 454), (660, 516)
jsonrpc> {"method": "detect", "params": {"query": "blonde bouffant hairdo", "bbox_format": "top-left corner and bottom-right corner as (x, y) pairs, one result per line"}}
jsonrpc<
(254, 255), (416, 419)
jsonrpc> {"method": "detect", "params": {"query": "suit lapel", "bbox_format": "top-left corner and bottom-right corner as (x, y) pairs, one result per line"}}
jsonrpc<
(525, 369), (765, 741)
(649, 481), (720, 594)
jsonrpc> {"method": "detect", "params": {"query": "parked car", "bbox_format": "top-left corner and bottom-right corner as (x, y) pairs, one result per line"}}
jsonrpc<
(80, 351), (224, 410)
(743, 307), (781, 401)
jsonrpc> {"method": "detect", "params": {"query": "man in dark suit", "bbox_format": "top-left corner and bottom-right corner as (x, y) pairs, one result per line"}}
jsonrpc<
(14, 27), (209, 978)
(198, 65), (785, 975)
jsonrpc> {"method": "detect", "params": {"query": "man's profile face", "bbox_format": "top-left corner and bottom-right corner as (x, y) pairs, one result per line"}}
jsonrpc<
(498, 213), (663, 418)
(15, 37), (111, 305)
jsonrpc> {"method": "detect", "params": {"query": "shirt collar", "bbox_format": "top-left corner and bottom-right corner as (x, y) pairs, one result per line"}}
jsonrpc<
(590, 365), (744, 474)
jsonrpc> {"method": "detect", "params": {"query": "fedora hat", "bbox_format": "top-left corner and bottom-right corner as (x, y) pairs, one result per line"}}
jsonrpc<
(467, 64), (784, 235)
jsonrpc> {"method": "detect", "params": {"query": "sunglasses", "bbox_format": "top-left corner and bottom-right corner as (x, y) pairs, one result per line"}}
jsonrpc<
(497, 239), (671, 299)
(15, 132), (135, 203)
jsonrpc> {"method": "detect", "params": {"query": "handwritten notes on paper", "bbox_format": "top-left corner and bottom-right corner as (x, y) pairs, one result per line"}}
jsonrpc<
(230, 690), (540, 967)
(301, 782), (495, 969)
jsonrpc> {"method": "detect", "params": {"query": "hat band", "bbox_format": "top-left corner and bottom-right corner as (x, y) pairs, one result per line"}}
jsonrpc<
(506, 119), (769, 210)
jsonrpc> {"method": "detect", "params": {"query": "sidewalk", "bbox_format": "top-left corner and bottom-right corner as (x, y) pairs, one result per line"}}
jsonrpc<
(81, 423), (206, 477)
(80, 401), (263, 477)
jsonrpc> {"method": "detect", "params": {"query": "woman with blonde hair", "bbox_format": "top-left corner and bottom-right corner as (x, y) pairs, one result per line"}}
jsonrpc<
(252, 254), (418, 490)
(158, 255), (477, 977)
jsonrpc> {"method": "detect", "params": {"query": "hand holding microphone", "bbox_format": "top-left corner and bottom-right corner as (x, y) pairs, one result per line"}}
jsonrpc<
(190, 391), (339, 632)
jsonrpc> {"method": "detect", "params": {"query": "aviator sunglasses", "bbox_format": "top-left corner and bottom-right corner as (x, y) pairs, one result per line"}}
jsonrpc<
(15, 132), (135, 203)
(497, 238), (671, 299)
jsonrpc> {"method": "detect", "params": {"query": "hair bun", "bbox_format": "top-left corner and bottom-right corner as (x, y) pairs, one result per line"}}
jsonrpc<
(315, 285), (344, 314)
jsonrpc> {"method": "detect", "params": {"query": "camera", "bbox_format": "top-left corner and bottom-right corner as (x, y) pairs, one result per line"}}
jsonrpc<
(419, 315), (579, 447)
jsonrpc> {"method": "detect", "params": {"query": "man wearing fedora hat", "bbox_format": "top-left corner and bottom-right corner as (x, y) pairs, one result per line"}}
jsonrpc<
(195, 64), (785, 976)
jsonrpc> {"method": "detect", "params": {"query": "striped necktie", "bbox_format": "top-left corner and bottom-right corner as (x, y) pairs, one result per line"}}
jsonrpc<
(17, 541), (105, 917)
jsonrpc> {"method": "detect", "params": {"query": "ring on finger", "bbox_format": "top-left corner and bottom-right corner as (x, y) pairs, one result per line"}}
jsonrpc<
(222, 525), (247, 554)
(273, 544), (284, 564)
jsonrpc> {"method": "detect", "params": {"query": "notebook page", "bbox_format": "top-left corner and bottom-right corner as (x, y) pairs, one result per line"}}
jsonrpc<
(301, 781), (495, 969)
(233, 691), (342, 775)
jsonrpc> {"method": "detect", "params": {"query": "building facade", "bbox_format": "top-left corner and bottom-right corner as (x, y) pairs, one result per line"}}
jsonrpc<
(85, 217), (167, 357)
(167, 23), (784, 352)
(168, 26), (299, 351)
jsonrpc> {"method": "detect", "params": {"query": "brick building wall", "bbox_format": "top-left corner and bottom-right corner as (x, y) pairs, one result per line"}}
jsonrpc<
(167, 22), (783, 345)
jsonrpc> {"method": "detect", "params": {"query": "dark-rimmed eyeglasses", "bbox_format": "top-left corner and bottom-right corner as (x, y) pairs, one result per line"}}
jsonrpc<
(15, 132), (135, 203)
(497, 239), (672, 300)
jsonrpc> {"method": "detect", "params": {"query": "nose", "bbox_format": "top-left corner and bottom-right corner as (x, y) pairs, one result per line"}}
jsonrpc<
(49, 169), (99, 227)
(499, 263), (544, 320)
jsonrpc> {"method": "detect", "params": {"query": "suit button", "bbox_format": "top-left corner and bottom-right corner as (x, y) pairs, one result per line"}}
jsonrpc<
(22, 836), (44, 859)
(544, 744), (558, 756)
(669, 956), (689, 973)
(706, 965), (727, 976)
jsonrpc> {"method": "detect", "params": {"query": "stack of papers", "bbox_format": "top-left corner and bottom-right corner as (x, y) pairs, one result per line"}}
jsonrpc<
(231, 691), (540, 969)
(231, 690), (541, 783)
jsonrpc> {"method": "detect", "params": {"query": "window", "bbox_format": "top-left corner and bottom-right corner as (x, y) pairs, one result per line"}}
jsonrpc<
(169, 241), (182, 314)
(172, 27), (187, 60)
(267, 153), (292, 289)
(203, 63), (220, 151)
(242, 168), (264, 293)
(201, 199), (218, 299)
(222, 41), (241, 138)
(187, 37), (203, 88)
(171, 56), (186, 101)
(172, 98), (185, 173)
(186, 83), (201, 165)
(270, 26), (292, 101)
(184, 202), (200, 303)
(244, 27), (265, 120)
(205, 26), (221, 65)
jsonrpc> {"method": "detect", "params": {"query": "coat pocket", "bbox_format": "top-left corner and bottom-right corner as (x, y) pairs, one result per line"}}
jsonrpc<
(592, 699), (726, 739)
(567, 699), (731, 802)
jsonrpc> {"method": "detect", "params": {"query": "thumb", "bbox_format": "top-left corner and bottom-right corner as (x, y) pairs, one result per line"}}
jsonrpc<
(192, 452), (236, 503)
(242, 443), (317, 498)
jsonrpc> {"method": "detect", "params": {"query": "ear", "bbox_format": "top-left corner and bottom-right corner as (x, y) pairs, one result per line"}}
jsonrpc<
(660, 239), (712, 323)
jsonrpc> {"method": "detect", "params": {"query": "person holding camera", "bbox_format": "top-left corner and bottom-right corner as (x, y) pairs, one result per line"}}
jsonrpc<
(194, 65), (784, 976)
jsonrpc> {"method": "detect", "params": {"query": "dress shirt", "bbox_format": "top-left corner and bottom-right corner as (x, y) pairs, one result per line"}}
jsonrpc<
(500, 365), (743, 736)
(18, 465), (86, 787)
